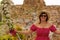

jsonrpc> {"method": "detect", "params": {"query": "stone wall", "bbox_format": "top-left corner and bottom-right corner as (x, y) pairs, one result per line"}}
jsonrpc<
(10, 6), (60, 40)
(0, 0), (60, 40)
(9, 0), (60, 40)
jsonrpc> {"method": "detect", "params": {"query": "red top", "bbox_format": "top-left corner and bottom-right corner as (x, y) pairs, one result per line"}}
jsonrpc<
(30, 24), (56, 40)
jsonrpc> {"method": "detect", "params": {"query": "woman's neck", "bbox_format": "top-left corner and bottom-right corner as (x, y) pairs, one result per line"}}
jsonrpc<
(40, 21), (47, 24)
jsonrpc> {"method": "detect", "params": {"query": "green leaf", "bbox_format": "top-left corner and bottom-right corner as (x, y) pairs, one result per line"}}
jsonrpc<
(0, 22), (4, 26)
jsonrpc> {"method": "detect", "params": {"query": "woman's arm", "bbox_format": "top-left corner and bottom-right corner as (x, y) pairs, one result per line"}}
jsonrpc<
(54, 29), (60, 34)
(17, 22), (37, 34)
(17, 30), (33, 34)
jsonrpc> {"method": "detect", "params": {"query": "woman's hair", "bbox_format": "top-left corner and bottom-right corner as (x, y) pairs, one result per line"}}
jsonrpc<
(39, 12), (49, 23)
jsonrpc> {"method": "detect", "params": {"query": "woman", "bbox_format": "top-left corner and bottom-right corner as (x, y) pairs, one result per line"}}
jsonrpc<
(18, 11), (60, 40)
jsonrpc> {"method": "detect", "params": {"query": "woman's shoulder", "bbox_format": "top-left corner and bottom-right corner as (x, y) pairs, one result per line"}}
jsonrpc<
(31, 21), (38, 27)
(48, 22), (53, 25)
(48, 23), (56, 28)
(48, 23), (52, 26)
(48, 23), (57, 32)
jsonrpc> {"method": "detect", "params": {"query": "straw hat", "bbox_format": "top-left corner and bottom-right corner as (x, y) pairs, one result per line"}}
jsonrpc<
(39, 10), (50, 18)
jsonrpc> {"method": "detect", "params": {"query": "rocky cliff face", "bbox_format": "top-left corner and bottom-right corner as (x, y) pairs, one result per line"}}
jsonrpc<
(9, 0), (60, 40)
(10, 0), (60, 27)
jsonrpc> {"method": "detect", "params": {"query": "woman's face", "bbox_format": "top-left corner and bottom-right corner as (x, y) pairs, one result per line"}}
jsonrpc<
(40, 14), (47, 22)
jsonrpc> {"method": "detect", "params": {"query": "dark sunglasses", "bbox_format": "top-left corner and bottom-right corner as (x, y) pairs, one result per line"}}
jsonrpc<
(40, 15), (47, 17)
